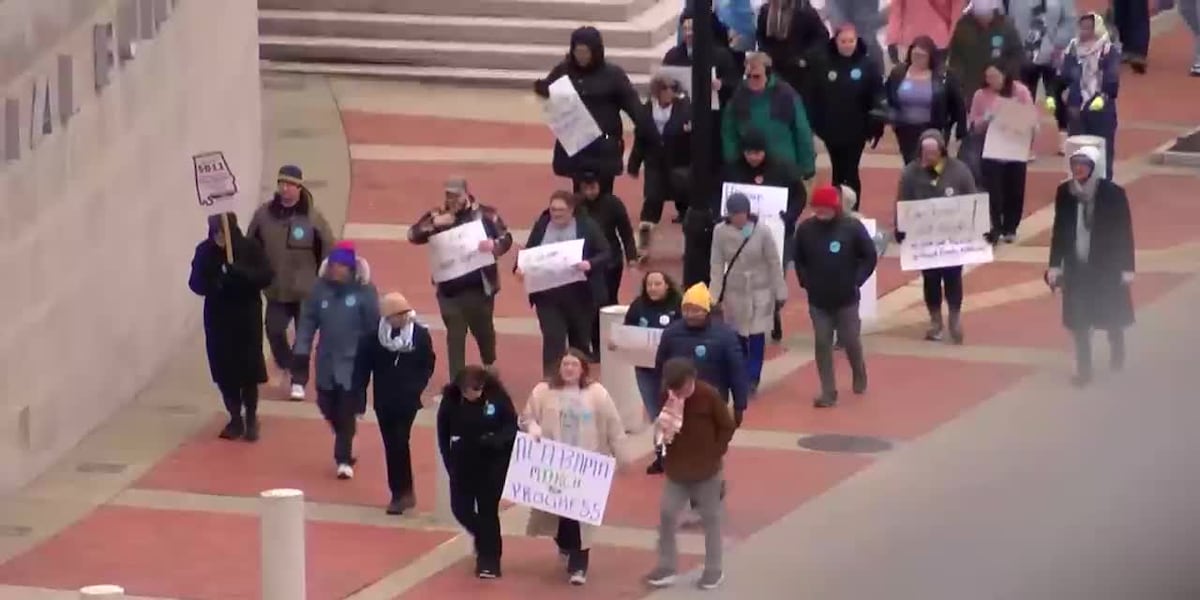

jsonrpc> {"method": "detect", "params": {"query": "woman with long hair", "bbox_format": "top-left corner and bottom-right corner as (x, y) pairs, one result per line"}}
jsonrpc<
(618, 270), (682, 473)
(969, 61), (1036, 243)
(885, 34), (968, 164)
(521, 349), (631, 586)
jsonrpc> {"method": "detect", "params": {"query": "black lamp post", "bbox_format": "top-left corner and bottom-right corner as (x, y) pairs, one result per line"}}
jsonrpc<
(682, 0), (716, 287)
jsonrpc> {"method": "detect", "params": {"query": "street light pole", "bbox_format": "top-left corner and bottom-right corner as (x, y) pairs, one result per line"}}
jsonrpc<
(685, 0), (716, 287)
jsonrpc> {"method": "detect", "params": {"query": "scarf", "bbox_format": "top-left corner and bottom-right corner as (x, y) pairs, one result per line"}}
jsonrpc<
(1074, 32), (1111, 107)
(655, 390), (686, 449)
(542, 218), (578, 244)
(1069, 175), (1099, 262)
(765, 0), (796, 40)
(378, 314), (417, 353)
(652, 101), (673, 135)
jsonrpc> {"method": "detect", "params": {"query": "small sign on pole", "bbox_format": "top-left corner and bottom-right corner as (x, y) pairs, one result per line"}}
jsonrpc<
(192, 151), (238, 263)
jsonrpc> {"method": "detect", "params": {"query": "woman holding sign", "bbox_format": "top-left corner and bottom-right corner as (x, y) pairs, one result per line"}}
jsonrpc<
(622, 270), (683, 473)
(516, 191), (613, 372)
(437, 365), (518, 579)
(969, 61), (1035, 244)
(521, 349), (629, 586)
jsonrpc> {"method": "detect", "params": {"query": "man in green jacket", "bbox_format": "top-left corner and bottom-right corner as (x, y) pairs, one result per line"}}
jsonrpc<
(720, 52), (817, 180)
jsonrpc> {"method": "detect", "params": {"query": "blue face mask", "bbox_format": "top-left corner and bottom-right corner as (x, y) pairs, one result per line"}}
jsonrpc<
(741, 224), (754, 239)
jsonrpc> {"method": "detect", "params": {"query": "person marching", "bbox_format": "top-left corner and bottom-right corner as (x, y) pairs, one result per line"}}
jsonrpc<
(576, 172), (639, 358)
(756, 0), (831, 106)
(628, 75), (693, 252)
(365, 292), (436, 515)
(293, 242), (379, 479)
(886, 0), (966, 64)
(437, 365), (518, 579)
(188, 213), (274, 442)
(885, 35), (969, 164)
(946, 0), (1025, 98)
(619, 270), (683, 474)
(969, 61), (1036, 243)
(1010, 0), (1077, 155)
(1046, 145), (1135, 387)
(1053, 12), (1121, 179)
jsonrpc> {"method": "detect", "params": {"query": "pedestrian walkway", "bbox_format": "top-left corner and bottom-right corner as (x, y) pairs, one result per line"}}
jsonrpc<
(1, 8), (1199, 599)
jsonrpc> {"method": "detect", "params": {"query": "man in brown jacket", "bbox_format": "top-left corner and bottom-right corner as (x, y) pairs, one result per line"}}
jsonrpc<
(247, 164), (336, 400)
(645, 358), (735, 591)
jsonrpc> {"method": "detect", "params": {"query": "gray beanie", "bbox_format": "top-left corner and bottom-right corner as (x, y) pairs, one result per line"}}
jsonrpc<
(726, 193), (751, 215)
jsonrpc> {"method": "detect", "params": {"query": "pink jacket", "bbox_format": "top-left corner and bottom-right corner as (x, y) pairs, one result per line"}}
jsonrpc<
(968, 82), (1035, 127)
(886, 0), (965, 49)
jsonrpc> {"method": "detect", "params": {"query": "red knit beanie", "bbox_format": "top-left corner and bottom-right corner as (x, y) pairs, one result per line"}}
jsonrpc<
(811, 185), (842, 212)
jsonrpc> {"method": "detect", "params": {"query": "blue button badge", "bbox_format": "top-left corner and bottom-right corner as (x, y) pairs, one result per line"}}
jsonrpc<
(829, 240), (842, 254)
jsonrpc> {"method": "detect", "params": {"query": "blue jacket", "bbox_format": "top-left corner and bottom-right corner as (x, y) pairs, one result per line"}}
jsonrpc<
(1059, 37), (1120, 128)
(295, 269), (380, 395)
(654, 318), (750, 411)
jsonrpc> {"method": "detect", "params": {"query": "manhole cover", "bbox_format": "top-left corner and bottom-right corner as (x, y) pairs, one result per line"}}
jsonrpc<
(0, 525), (31, 537)
(797, 434), (893, 454)
(76, 461), (128, 474)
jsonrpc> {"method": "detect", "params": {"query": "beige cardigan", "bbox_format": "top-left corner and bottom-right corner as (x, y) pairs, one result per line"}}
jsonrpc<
(521, 381), (632, 549)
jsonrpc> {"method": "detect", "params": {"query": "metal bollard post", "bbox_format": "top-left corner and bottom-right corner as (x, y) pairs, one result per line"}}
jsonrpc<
(79, 585), (124, 598)
(260, 488), (306, 600)
(599, 305), (648, 433)
(429, 396), (454, 524)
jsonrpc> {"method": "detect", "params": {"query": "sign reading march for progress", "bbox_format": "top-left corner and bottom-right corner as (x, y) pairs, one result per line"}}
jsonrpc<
(501, 432), (616, 526)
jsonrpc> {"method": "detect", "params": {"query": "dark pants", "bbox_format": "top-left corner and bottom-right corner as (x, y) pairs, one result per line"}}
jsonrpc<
(682, 212), (715, 288)
(316, 386), (358, 465)
(809, 304), (867, 396)
(555, 517), (590, 573)
(573, 176), (614, 196)
(590, 265), (624, 354)
(982, 159), (1028, 236)
(376, 406), (418, 499)
(1072, 327), (1127, 376)
(921, 266), (964, 312)
(1113, 0), (1151, 58)
(1020, 64), (1069, 130)
(894, 123), (930, 165)
(739, 334), (766, 389)
(535, 296), (594, 372)
(437, 289), (498, 380)
(449, 459), (505, 566)
(217, 383), (259, 421)
(640, 165), (691, 224)
(826, 142), (865, 210)
(264, 301), (305, 384)
(634, 367), (660, 419)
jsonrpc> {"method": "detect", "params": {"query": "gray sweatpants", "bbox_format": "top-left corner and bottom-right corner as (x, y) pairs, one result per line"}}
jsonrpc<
(1181, 0), (1200, 63)
(810, 303), (867, 395)
(657, 472), (724, 574)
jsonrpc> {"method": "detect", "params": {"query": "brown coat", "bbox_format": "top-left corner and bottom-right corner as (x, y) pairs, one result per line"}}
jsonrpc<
(521, 381), (632, 549)
(246, 189), (336, 303)
(663, 381), (736, 483)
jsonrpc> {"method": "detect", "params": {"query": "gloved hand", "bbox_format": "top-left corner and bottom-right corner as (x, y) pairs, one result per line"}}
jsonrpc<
(734, 409), (744, 428)
(1121, 271), (1135, 285)
(893, 230), (907, 244)
(1044, 96), (1058, 115)
(1088, 95), (1106, 111)
(533, 79), (550, 98)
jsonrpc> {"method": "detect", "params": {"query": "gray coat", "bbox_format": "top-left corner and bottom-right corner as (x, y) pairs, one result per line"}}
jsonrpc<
(1008, 0), (1078, 66)
(708, 220), (787, 337)
(896, 155), (979, 203)
(294, 260), (379, 396)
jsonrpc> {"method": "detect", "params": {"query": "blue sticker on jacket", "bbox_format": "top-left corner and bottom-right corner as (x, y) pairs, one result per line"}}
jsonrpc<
(292, 226), (305, 240)
(485, 402), (496, 417)
(900, 80), (913, 91)
(694, 345), (707, 358)
(991, 34), (1003, 48)
(850, 68), (862, 80)
(829, 240), (842, 254)
(344, 294), (357, 307)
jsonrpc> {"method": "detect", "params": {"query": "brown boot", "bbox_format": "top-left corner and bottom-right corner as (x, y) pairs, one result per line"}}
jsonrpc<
(948, 310), (964, 345)
(924, 310), (944, 341)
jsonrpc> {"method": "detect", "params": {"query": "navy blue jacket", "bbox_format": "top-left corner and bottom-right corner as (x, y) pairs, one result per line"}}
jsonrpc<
(653, 318), (750, 411)
(365, 323), (437, 414)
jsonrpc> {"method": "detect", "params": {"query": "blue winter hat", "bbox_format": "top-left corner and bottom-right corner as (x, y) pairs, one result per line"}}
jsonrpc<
(726, 193), (751, 215)
(328, 245), (356, 270)
(277, 164), (304, 187)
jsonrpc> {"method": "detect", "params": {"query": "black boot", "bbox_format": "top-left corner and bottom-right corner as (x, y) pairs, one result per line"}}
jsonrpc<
(813, 391), (838, 408)
(219, 416), (244, 440)
(771, 310), (783, 343)
(243, 415), (260, 442)
(645, 454), (664, 475)
(947, 310), (964, 345)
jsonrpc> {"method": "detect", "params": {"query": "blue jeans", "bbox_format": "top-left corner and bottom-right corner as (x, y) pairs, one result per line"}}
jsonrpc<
(635, 367), (660, 419)
(739, 334), (766, 389)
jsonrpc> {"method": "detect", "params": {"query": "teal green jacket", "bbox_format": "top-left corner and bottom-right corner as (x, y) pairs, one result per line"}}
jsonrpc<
(721, 76), (816, 178)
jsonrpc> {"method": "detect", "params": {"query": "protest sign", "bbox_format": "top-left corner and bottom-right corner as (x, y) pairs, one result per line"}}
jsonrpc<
(192, 151), (238, 215)
(428, 220), (496, 283)
(656, 65), (720, 110)
(896, 193), (994, 271)
(608, 324), (663, 368)
(543, 76), (602, 157)
(517, 239), (586, 294)
(859, 218), (878, 320)
(503, 432), (616, 526)
(982, 97), (1038, 162)
(720, 182), (788, 266)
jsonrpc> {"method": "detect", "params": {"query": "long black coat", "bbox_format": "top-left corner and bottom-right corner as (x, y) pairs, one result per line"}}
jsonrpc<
(1048, 180), (1136, 331)
(805, 37), (886, 148)
(188, 232), (274, 388)
(521, 210), (613, 306)
(365, 323), (437, 414)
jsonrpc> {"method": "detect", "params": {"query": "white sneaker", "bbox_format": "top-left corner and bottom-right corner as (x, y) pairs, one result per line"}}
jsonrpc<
(569, 571), (587, 586)
(336, 464), (354, 479)
(289, 384), (305, 401)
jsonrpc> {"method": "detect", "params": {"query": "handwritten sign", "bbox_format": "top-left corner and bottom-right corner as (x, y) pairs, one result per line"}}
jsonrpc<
(543, 76), (603, 157)
(428, 220), (496, 283)
(502, 432), (616, 526)
(517, 239), (586, 294)
(896, 193), (994, 271)
(720, 182), (788, 266)
(656, 65), (720, 110)
(192, 151), (238, 215)
(982, 97), (1037, 162)
(608, 324), (663, 368)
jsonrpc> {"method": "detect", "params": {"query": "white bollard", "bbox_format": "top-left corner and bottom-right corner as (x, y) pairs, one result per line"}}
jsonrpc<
(429, 396), (454, 524)
(599, 305), (649, 433)
(1065, 135), (1108, 178)
(260, 488), (306, 600)
(79, 585), (124, 598)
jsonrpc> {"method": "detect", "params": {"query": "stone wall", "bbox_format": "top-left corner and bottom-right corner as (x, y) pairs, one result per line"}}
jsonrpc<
(0, 0), (262, 493)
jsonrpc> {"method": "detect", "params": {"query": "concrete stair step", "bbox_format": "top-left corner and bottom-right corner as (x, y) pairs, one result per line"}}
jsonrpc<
(259, 35), (673, 75)
(260, 61), (653, 93)
(259, 0), (660, 22)
(258, 3), (680, 48)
